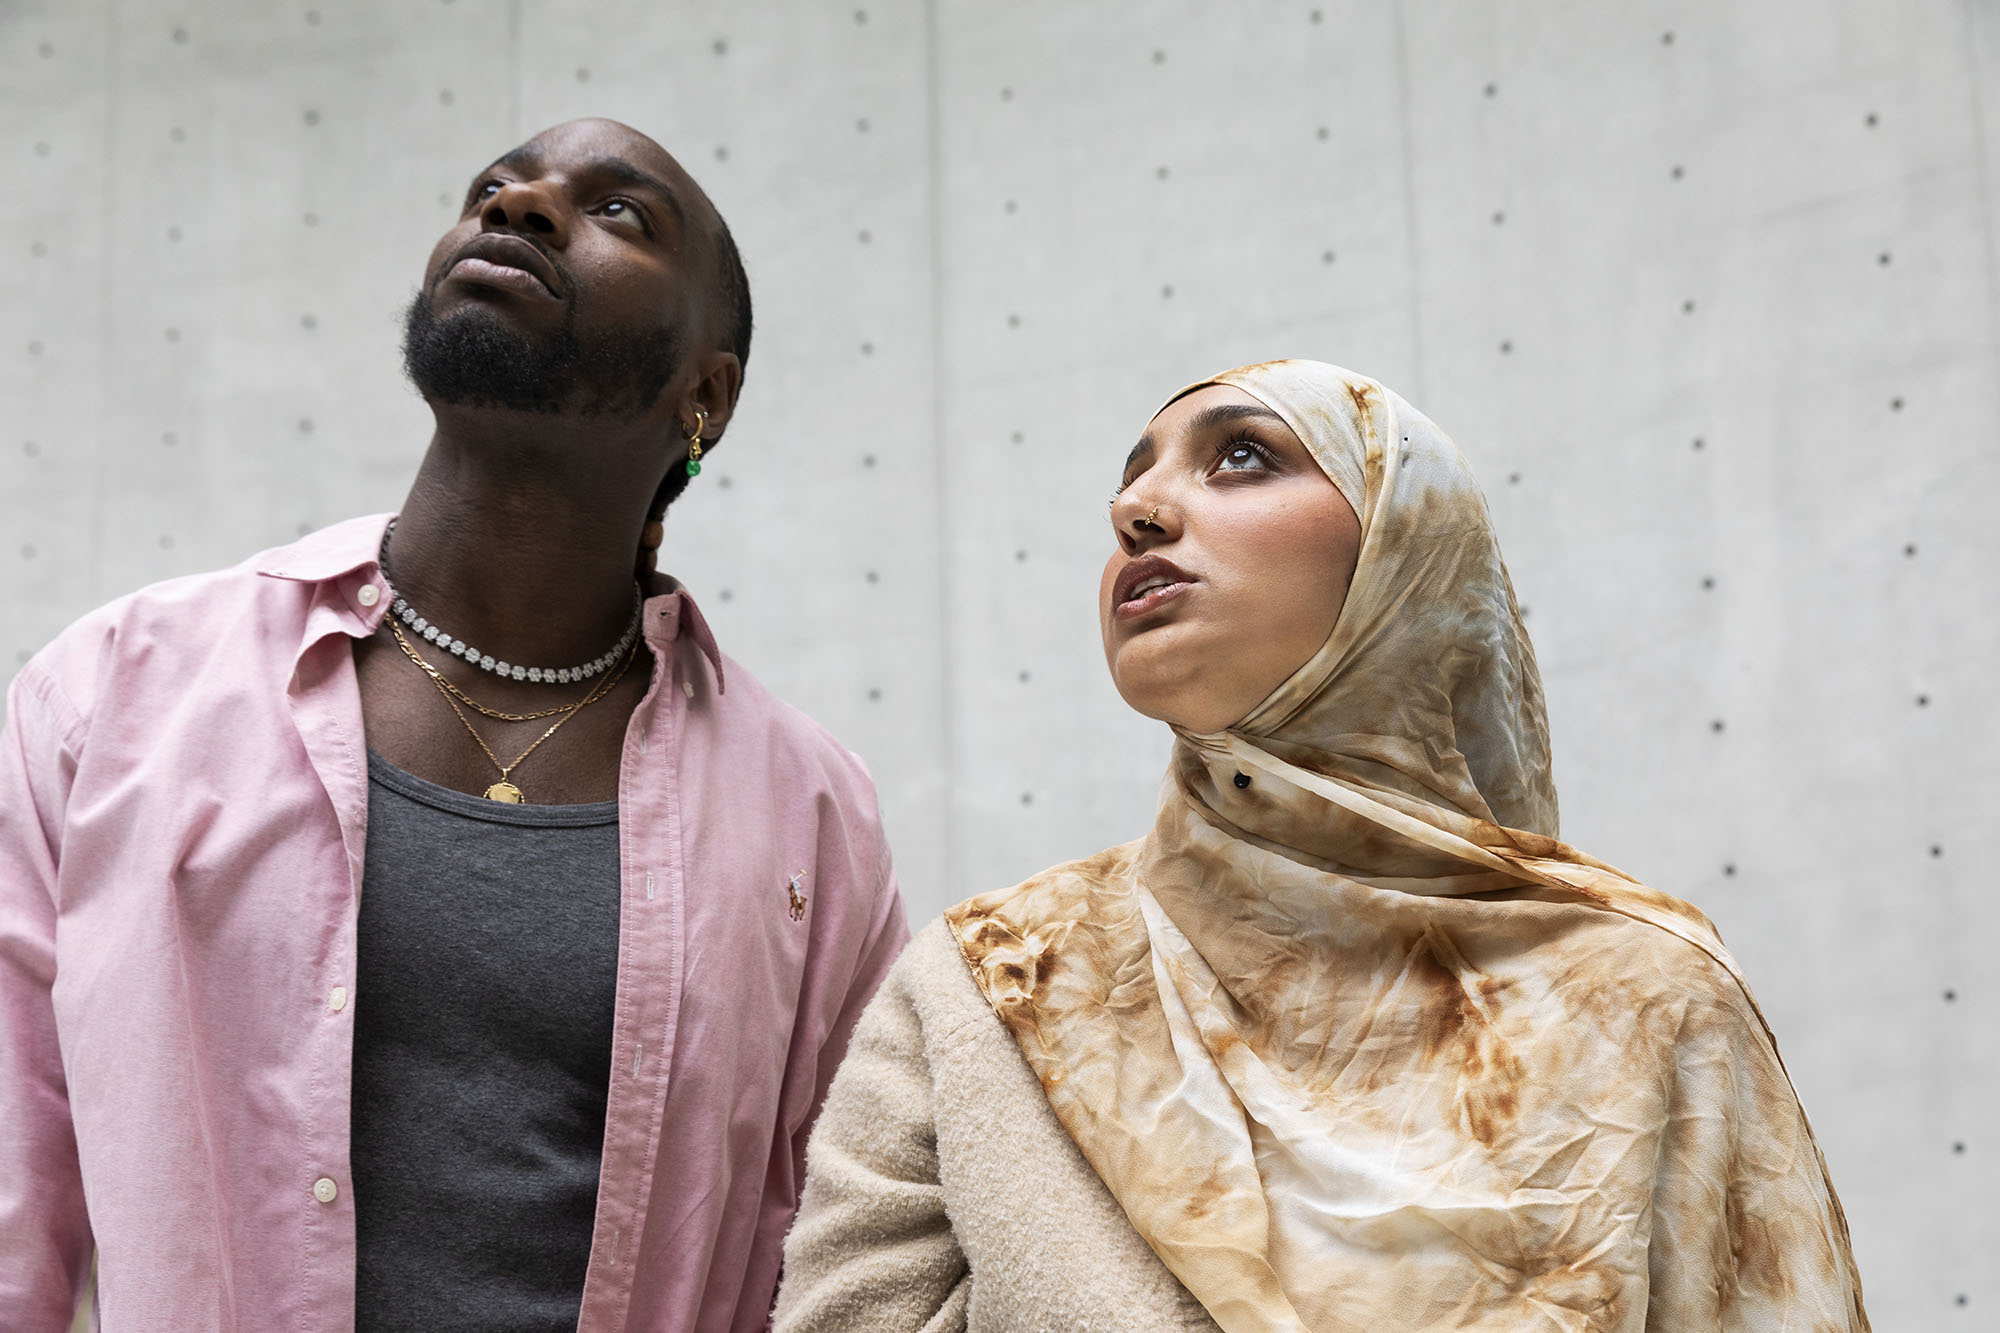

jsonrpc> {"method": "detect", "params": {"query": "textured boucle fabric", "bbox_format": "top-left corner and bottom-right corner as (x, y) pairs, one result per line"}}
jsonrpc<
(773, 919), (1220, 1332)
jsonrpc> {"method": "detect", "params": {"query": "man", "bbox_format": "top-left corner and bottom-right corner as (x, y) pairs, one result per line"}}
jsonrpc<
(0, 119), (909, 1330)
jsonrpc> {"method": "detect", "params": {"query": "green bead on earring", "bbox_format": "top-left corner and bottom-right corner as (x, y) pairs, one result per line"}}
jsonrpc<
(685, 408), (706, 479)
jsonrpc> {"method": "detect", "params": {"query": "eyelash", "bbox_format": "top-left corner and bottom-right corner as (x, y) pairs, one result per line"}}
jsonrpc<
(1109, 433), (1272, 502)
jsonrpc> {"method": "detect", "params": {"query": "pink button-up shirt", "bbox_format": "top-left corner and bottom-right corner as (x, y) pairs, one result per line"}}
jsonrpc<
(0, 515), (910, 1331)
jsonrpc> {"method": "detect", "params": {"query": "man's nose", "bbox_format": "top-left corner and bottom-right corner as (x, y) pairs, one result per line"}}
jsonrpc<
(481, 180), (571, 247)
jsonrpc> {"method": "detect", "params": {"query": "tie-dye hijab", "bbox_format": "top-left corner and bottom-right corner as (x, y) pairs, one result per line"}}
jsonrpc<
(946, 361), (1866, 1330)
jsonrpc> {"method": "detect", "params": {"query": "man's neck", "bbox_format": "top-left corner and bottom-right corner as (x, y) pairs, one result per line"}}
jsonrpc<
(386, 406), (665, 669)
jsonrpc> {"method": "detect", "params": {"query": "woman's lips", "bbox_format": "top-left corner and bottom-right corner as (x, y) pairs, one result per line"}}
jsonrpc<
(1115, 579), (1194, 620)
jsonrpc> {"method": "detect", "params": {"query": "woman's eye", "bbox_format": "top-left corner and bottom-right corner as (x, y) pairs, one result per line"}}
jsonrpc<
(1214, 440), (1268, 473)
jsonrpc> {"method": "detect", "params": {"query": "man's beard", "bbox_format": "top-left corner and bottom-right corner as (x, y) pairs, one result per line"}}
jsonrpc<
(401, 286), (680, 416)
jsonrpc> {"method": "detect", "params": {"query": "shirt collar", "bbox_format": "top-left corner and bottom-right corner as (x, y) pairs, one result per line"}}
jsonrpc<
(255, 514), (725, 690)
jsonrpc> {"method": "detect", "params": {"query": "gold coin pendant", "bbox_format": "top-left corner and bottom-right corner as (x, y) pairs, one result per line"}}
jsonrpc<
(485, 781), (527, 804)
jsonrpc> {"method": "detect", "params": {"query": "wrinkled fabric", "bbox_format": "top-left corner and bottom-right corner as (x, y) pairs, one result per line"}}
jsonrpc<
(946, 361), (1866, 1332)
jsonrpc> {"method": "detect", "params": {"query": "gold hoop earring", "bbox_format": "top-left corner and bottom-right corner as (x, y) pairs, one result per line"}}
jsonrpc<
(685, 409), (707, 478)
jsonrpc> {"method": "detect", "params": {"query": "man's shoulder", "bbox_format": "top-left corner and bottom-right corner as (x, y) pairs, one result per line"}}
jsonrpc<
(19, 516), (384, 723)
(709, 649), (880, 797)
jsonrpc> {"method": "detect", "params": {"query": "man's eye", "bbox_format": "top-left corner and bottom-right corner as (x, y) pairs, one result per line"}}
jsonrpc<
(600, 199), (644, 227)
(474, 182), (501, 201)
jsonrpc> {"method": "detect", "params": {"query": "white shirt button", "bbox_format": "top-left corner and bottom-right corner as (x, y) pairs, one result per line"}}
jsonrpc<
(356, 584), (380, 607)
(681, 679), (694, 699)
(329, 986), (348, 1013)
(312, 1176), (339, 1204)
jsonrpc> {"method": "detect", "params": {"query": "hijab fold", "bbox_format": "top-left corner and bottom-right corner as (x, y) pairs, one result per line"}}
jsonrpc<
(946, 361), (1866, 1331)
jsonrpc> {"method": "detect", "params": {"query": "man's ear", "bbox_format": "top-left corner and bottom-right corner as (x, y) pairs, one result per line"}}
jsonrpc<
(688, 350), (742, 443)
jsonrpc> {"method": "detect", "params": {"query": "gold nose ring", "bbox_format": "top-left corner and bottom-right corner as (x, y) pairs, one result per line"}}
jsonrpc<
(1144, 506), (1160, 526)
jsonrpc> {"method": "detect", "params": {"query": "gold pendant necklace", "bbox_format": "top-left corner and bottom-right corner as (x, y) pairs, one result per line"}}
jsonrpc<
(390, 621), (638, 801)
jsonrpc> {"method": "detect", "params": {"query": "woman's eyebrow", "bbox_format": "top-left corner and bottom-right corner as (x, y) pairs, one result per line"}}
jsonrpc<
(1130, 401), (1288, 464)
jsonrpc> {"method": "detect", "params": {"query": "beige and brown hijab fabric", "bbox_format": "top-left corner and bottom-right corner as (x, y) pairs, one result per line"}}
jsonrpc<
(946, 361), (1867, 1331)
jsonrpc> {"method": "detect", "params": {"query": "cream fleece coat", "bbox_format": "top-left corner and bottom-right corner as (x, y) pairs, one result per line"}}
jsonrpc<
(772, 919), (1221, 1332)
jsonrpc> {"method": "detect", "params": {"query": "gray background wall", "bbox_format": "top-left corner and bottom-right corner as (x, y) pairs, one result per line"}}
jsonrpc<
(6, 0), (1994, 1322)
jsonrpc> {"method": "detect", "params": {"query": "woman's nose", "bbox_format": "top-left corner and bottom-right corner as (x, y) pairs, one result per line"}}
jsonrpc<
(482, 179), (571, 247)
(1110, 486), (1175, 554)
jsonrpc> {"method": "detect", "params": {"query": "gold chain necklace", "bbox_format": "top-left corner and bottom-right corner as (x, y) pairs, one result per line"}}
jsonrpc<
(389, 620), (639, 802)
(388, 621), (582, 720)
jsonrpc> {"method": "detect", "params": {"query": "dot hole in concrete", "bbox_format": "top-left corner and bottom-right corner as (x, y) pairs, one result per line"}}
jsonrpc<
(854, 8), (867, 23)
(1020, 792), (1033, 806)
(22, 545), (37, 561)
(1682, 299), (1696, 314)
(172, 26), (189, 43)
(34, 142), (50, 158)
(1701, 576), (1715, 590)
(858, 228), (871, 243)
(864, 570), (879, 584)
(31, 241), (47, 257)
(1018, 670), (1031, 682)
(714, 145), (728, 161)
(1878, 251), (1892, 266)
(1723, 863), (1737, 877)
(162, 431), (178, 446)
(159, 535), (174, 549)
(1890, 397), (1904, 411)
(1931, 843), (1944, 858)
(304, 212), (319, 227)
(1156, 165), (1170, 179)
(1014, 549), (1028, 563)
(1492, 210), (1505, 225)
(867, 688), (882, 701)
(1507, 471), (1521, 485)
(1011, 431), (1024, 444)
(1670, 164), (1684, 180)
(1498, 340), (1513, 355)
(1710, 719), (1725, 733)
(1483, 82), (1497, 97)
(1321, 249), (1335, 264)
(1161, 284), (1173, 299)
(860, 341), (874, 355)
(165, 328), (181, 343)
(304, 110), (320, 126)
(1954, 1141), (1967, 1154)
(167, 226), (182, 242)
(1865, 112), (1879, 127)
(719, 588), (733, 602)
(713, 37), (728, 54)
(1310, 9), (1323, 23)
(575, 67), (589, 82)
(1916, 693), (1930, 707)
(28, 340), (44, 356)
(1661, 31), (1674, 45)
(1944, 988), (1957, 1002)
(1152, 49), (1166, 64)
(718, 475), (733, 489)
(301, 314), (317, 330)
(298, 418), (313, 434)
(862, 454), (877, 468)
(24, 441), (40, 457)
(1003, 199), (1016, 214)
(170, 127), (186, 143)
(39, 42), (54, 57)
(1000, 87), (1013, 101)
(1316, 126), (1329, 141)
(1904, 542), (1917, 557)
(857, 118), (870, 133)
(1007, 314), (1021, 328)
(306, 10), (320, 25)
(440, 89), (454, 105)
(1692, 436), (1706, 450)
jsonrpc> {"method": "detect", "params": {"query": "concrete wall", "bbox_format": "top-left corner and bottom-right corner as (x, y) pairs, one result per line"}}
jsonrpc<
(6, 0), (1994, 1321)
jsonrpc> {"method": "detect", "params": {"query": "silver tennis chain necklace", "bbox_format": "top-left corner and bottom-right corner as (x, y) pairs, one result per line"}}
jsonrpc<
(377, 518), (642, 685)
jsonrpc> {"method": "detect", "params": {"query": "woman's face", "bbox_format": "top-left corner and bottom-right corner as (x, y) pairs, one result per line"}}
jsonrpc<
(1099, 385), (1363, 734)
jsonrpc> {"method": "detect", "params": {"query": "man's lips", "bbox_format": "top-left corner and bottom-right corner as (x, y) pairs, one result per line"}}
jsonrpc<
(1114, 554), (1197, 618)
(443, 233), (561, 298)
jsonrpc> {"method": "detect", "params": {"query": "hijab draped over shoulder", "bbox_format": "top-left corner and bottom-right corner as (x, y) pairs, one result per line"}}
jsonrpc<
(945, 361), (1866, 1331)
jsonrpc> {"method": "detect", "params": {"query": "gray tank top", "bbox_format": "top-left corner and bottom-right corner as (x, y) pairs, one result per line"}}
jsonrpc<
(351, 750), (621, 1330)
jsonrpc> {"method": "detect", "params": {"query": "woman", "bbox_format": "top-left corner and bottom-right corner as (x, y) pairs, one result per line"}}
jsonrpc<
(773, 360), (1867, 1331)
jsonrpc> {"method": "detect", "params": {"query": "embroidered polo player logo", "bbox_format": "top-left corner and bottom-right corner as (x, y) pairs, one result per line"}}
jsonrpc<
(787, 871), (808, 922)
